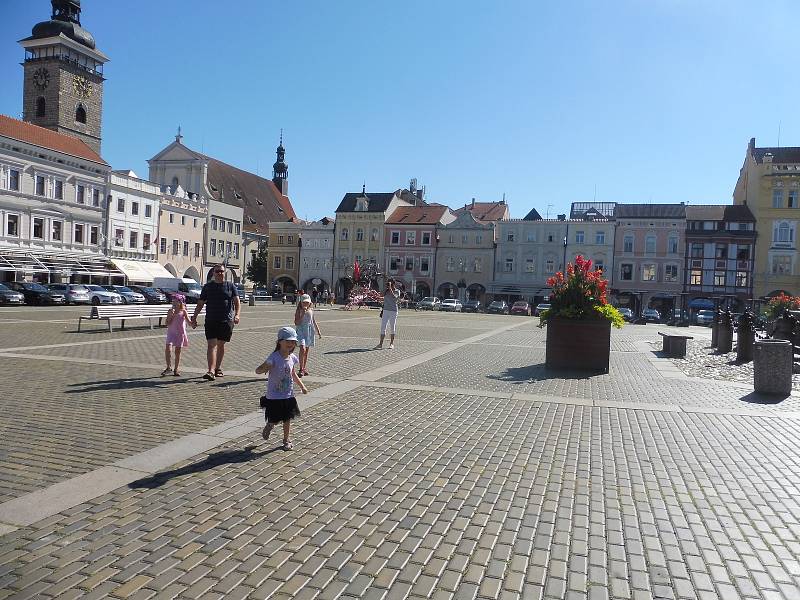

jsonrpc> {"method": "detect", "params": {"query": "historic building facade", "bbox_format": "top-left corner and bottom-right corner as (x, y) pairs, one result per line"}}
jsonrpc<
(612, 204), (686, 314)
(384, 204), (455, 298)
(157, 184), (207, 282)
(266, 219), (302, 293)
(733, 138), (800, 298)
(434, 211), (496, 303)
(106, 170), (159, 262)
(683, 205), (756, 309)
(297, 217), (335, 293)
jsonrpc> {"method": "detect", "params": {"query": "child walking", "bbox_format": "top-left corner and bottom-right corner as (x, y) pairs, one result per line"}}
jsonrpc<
(294, 294), (322, 377)
(163, 293), (190, 376)
(256, 326), (308, 450)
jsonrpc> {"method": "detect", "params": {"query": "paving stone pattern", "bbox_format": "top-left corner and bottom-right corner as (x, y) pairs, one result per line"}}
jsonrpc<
(3, 387), (800, 599)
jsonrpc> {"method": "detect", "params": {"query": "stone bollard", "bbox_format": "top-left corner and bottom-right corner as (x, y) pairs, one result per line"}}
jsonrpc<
(249, 294), (255, 307)
(737, 311), (755, 362)
(711, 309), (721, 348)
(717, 310), (733, 353)
(754, 339), (793, 396)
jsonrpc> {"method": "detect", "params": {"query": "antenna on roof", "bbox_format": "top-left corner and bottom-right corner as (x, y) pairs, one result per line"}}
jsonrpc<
(778, 121), (781, 147)
(593, 184), (597, 202)
(546, 204), (553, 219)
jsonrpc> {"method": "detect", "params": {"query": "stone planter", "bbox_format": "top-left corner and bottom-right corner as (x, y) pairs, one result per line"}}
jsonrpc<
(545, 317), (611, 373)
(753, 339), (793, 396)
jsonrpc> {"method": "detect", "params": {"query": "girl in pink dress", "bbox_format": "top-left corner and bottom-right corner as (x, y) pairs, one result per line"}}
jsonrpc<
(163, 294), (190, 376)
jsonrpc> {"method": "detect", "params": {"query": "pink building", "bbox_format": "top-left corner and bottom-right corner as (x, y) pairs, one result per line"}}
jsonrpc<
(384, 205), (455, 298)
(612, 204), (686, 315)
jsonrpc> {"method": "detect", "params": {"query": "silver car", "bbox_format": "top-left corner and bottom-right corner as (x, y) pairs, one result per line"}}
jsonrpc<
(47, 283), (92, 305)
(103, 285), (145, 304)
(84, 284), (124, 306)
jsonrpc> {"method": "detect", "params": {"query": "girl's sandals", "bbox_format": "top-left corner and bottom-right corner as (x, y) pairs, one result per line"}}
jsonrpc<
(161, 368), (172, 377)
(282, 439), (293, 450)
(302, 369), (310, 376)
(173, 370), (180, 376)
(214, 369), (224, 377)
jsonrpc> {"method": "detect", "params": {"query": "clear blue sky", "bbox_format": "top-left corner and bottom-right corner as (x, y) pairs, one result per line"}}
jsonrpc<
(2, 0), (799, 220)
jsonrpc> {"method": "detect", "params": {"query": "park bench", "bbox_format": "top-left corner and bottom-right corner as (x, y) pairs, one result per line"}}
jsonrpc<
(78, 305), (205, 332)
(658, 331), (693, 358)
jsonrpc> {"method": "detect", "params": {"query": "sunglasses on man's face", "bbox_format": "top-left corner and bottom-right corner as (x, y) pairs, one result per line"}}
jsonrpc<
(214, 270), (224, 274)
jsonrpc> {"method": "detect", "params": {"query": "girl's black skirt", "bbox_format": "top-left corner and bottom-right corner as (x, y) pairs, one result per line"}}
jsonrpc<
(263, 396), (300, 423)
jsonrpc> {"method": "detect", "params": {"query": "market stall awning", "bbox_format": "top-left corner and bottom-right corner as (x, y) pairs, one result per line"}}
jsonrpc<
(110, 259), (174, 283)
(0, 249), (124, 277)
(688, 298), (715, 309)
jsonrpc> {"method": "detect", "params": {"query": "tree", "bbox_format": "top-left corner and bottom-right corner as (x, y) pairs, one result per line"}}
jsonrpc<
(246, 244), (269, 287)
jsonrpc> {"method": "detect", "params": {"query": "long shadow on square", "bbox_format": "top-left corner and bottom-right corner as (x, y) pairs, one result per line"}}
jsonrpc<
(488, 364), (595, 384)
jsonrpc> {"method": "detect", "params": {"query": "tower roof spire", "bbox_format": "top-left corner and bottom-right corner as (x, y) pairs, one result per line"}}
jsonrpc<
(176, 126), (183, 143)
(272, 130), (288, 195)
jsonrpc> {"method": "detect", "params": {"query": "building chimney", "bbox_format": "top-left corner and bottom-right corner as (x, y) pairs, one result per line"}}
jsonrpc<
(471, 198), (475, 208)
(557, 214), (566, 221)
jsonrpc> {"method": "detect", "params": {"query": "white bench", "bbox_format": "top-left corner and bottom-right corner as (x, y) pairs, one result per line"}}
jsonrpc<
(78, 305), (205, 332)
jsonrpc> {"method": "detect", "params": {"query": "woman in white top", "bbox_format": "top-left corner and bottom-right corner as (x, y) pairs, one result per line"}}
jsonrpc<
(375, 279), (401, 350)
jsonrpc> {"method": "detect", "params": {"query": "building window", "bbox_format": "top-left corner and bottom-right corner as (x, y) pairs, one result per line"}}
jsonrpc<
(51, 221), (62, 241)
(353, 228), (363, 241)
(690, 269), (702, 285)
(9, 169), (20, 191)
(210, 239), (216, 256)
(789, 190), (798, 208)
(35, 175), (45, 196)
(90, 226), (98, 245)
(641, 264), (656, 281)
(6, 214), (19, 236)
(714, 271), (726, 286)
(421, 257), (430, 272)
(773, 189), (784, 208)
(715, 244), (727, 260)
(169, 213), (174, 224)
(130, 231), (138, 248)
(391, 231), (400, 244)
(172, 239), (179, 255)
(371, 228), (378, 242)
(446, 257), (454, 271)
(620, 263), (633, 281)
(399, 257), (410, 271)
(287, 235), (293, 245)
(32, 217), (44, 239)
(594, 260), (604, 273)
(736, 271), (748, 287)
(476, 234), (483, 244)
(75, 104), (86, 124)
(233, 243), (239, 259)
(690, 243), (703, 258)
(504, 258), (514, 272)
(74, 224), (84, 244)
(228, 221), (233, 234)
(422, 232), (431, 245)
(406, 231), (416, 245)
(274, 256), (281, 269)
(645, 235), (656, 254)
(183, 240), (189, 256)
(235, 223), (241, 235)
(575, 231), (584, 244)
(195, 243), (201, 258)
(226, 241), (232, 256)
(526, 232), (536, 242)
(160, 238), (167, 253)
(774, 222), (794, 243)
(219, 240), (224, 255)
(474, 257), (482, 272)
(286, 256), (294, 269)
(390, 256), (399, 272)
(116, 198), (125, 212)
(545, 259), (555, 274)
(668, 235), (679, 254)
(506, 231), (515, 242)
(737, 245), (750, 261)
(143, 233), (151, 248)
(596, 231), (605, 244)
(278, 235), (284, 245)
(525, 258), (535, 272)
(133, 201), (141, 216)
(54, 180), (63, 200)
(772, 255), (792, 275)
(211, 217), (217, 230)
(92, 189), (99, 207)
(144, 204), (151, 218)
(76, 185), (85, 204)
(664, 264), (678, 282)
(623, 235), (633, 253)
(36, 97), (45, 117)
(114, 228), (124, 246)
(181, 215), (185, 226)
(341, 228), (348, 241)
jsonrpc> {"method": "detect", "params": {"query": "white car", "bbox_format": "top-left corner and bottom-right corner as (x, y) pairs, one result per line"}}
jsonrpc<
(84, 284), (124, 306)
(440, 299), (463, 312)
(416, 297), (441, 310)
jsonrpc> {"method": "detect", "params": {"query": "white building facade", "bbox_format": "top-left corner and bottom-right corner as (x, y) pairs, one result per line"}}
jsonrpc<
(298, 217), (335, 293)
(106, 170), (160, 262)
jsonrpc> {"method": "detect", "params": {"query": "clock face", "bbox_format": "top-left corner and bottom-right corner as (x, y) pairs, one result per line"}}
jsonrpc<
(32, 67), (49, 90)
(73, 75), (92, 98)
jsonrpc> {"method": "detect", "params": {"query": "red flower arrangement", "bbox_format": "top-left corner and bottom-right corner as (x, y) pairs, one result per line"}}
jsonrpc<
(764, 293), (800, 319)
(539, 255), (623, 328)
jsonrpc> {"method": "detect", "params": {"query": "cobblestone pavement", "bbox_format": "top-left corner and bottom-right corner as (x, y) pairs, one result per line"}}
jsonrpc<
(2, 308), (800, 599)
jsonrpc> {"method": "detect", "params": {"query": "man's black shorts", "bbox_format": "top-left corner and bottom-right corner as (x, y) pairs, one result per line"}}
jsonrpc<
(205, 320), (234, 342)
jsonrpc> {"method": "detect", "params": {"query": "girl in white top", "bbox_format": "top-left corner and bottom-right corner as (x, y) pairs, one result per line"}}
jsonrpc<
(375, 279), (401, 350)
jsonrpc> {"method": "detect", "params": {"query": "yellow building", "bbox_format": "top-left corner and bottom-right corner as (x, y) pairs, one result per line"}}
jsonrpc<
(733, 138), (798, 297)
(266, 219), (302, 293)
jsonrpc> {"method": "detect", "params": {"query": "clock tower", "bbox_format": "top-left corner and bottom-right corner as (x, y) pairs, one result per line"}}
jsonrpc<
(20, 0), (109, 154)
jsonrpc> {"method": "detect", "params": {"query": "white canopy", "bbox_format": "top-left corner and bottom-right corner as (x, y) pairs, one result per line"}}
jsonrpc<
(110, 259), (174, 283)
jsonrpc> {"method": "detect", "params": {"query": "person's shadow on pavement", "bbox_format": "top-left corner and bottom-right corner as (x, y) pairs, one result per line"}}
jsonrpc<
(128, 445), (277, 489)
(66, 377), (185, 393)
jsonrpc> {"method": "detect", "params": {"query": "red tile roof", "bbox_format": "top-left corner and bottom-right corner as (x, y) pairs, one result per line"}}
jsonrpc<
(0, 114), (106, 164)
(386, 205), (451, 225)
(453, 201), (509, 222)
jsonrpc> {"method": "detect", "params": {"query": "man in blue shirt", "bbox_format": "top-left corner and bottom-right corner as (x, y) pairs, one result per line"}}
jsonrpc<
(191, 265), (241, 381)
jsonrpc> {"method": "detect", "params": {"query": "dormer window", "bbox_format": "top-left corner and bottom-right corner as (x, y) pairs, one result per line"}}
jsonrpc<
(355, 197), (369, 211)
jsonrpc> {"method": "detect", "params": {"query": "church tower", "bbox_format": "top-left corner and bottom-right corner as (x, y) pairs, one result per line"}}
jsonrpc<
(272, 131), (289, 196)
(20, 0), (109, 154)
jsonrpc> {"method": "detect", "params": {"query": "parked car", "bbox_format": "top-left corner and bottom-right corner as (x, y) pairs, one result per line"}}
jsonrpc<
(462, 299), (482, 313)
(440, 298), (462, 312)
(534, 302), (551, 316)
(416, 297), (441, 311)
(7, 281), (65, 305)
(486, 300), (509, 315)
(102, 285), (145, 304)
(252, 288), (270, 300)
(642, 308), (661, 322)
(510, 300), (531, 316)
(618, 307), (634, 322)
(47, 283), (92, 305)
(84, 284), (124, 305)
(696, 310), (715, 326)
(671, 309), (690, 322)
(152, 277), (202, 303)
(129, 285), (169, 304)
(235, 284), (249, 303)
(0, 283), (25, 305)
